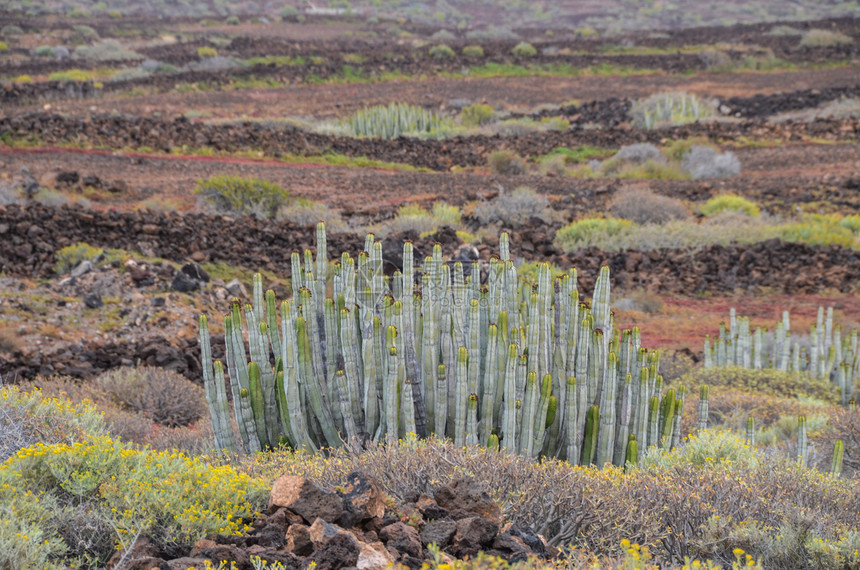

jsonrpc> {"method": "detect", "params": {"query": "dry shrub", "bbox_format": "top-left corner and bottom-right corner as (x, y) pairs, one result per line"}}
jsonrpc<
(677, 386), (830, 438)
(678, 367), (839, 404)
(94, 366), (206, 428)
(817, 408), (860, 477)
(487, 149), (527, 176)
(609, 187), (690, 224)
(25, 374), (213, 454)
(473, 187), (555, 227)
(246, 436), (860, 568)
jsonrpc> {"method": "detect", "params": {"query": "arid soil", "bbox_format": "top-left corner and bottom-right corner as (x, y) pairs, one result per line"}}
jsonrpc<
(1, 13), (859, 387)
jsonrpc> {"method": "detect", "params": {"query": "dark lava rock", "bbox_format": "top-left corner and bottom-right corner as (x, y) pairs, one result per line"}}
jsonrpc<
(83, 292), (103, 309)
(171, 270), (200, 292)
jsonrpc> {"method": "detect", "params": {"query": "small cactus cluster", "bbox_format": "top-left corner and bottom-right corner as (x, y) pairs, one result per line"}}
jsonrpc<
(199, 224), (683, 464)
(341, 103), (452, 140)
(703, 308), (859, 406)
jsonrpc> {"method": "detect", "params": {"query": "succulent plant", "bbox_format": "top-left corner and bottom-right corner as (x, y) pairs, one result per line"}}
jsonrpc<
(199, 224), (681, 465)
(704, 307), (859, 406)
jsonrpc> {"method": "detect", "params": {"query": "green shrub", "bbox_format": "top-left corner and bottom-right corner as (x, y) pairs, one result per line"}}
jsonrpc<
(48, 69), (97, 81)
(554, 217), (633, 251)
(76, 39), (143, 61)
(12, 74), (32, 83)
(462, 45), (484, 58)
(642, 428), (759, 470)
(226, 15), (240, 25)
(778, 214), (859, 248)
(0, 41), (8, 52)
(194, 175), (290, 219)
(33, 44), (54, 57)
(1, 435), (266, 568)
(699, 194), (760, 217)
(487, 149), (527, 175)
(0, 25), (24, 36)
(54, 242), (104, 274)
(430, 201), (462, 227)
(197, 46), (218, 58)
(839, 214), (860, 235)
(460, 103), (494, 127)
(630, 91), (715, 129)
(72, 24), (99, 40)
(429, 43), (456, 59)
(511, 41), (537, 57)
(799, 29), (853, 48)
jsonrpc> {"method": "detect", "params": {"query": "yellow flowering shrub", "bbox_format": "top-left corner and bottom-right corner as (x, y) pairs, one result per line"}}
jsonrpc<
(1, 436), (267, 568)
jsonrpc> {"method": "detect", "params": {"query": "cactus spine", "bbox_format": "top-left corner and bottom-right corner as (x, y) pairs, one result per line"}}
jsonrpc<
(199, 224), (679, 464)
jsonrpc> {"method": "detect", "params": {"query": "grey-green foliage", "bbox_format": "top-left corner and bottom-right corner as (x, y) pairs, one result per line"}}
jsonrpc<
(199, 224), (681, 466)
(629, 91), (715, 130)
(341, 103), (453, 140)
(703, 307), (860, 406)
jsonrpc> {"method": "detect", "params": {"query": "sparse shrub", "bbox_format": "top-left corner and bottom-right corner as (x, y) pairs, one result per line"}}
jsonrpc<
(614, 288), (665, 314)
(197, 46), (218, 58)
(697, 48), (731, 69)
(766, 25), (802, 37)
(48, 68), (95, 81)
(94, 366), (206, 428)
(0, 41), (9, 52)
(799, 29), (853, 48)
(462, 45), (484, 58)
(682, 146), (741, 179)
(474, 187), (552, 227)
(54, 242), (104, 274)
(539, 154), (568, 177)
(610, 187), (690, 225)
(700, 193), (760, 217)
(33, 44), (55, 57)
(278, 200), (349, 231)
(604, 143), (666, 169)
(72, 24), (99, 40)
(428, 43), (455, 59)
(279, 6), (299, 18)
(487, 149), (527, 175)
(1, 25), (24, 36)
(12, 74), (32, 83)
(195, 175), (289, 219)
(679, 367), (839, 404)
(662, 137), (713, 162)
(109, 66), (151, 82)
(554, 217), (634, 251)
(375, 201), (462, 236)
(630, 91), (715, 129)
(460, 103), (494, 127)
(511, 41), (537, 57)
(226, 15), (240, 25)
(75, 39), (142, 61)
(245, 435), (860, 567)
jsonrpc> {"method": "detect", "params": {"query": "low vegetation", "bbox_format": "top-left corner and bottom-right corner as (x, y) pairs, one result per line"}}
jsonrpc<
(630, 92), (716, 130)
(194, 175), (290, 219)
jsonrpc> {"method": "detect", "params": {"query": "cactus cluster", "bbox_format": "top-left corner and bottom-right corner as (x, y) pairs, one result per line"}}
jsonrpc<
(199, 224), (683, 464)
(703, 307), (859, 406)
(341, 103), (452, 140)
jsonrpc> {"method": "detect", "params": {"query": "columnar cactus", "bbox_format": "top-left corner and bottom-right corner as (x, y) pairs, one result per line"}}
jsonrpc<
(703, 308), (859, 406)
(199, 224), (680, 465)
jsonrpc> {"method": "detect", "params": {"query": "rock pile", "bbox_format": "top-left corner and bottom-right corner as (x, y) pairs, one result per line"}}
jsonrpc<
(109, 473), (554, 570)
